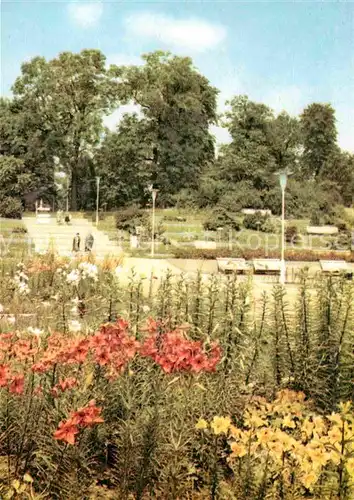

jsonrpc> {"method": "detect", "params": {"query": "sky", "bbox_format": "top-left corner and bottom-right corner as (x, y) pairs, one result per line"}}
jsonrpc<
(1, 0), (354, 152)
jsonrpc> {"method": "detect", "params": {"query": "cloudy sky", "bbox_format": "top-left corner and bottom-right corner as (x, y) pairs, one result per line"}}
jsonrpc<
(1, 0), (353, 152)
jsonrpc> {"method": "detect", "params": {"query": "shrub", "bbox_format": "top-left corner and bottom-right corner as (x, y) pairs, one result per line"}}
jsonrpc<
(0, 196), (22, 219)
(218, 182), (263, 213)
(310, 211), (321, 225)
(171, 189), (199, 209)
(285, 225), (299, 243)
(203, 208), (241, 232)
(162, 215), (187, 223)
(172, 246), (354, 262)
(262, 218), (279, 233)
(115, 206), (149, 234)
(243, 212), (270, 232)
(11, 226), (27, 234)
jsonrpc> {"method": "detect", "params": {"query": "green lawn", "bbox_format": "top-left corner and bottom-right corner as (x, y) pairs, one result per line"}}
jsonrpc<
(0, 217), (32, 259)
(86, 209), (338, 255)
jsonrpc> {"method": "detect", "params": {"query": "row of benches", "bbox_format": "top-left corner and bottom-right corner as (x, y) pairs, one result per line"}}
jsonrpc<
(216, 258), (353, 279)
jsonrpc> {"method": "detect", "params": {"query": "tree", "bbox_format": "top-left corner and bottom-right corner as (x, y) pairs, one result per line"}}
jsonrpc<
(300, 103), (338, 179)
(0, 155), (35, 217)
(217, 95), (274, 188)
(0, 98), (55, 204)
(111, 51), (218, 203)
(321, 151), (354, 206)
(266, 112), (301, 173)
(12, 50), (116, 210)
(95, 115), (152, 208)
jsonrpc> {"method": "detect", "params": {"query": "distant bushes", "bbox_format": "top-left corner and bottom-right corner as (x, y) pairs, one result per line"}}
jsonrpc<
(115, 206), (149, 234)
(203, 207), (241, 232)
(172, 246), (354, 262)
(242, 212), (278, 233)
(0, 197), (22, 219)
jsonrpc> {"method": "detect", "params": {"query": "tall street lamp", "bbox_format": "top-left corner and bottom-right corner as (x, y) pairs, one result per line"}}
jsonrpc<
(277, 170), (292, 284)
(150, 187), (158, 257)
(95, 176), (100, 226)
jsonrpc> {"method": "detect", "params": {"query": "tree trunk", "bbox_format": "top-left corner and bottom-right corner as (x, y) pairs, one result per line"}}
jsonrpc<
(71, 167), (78, 211)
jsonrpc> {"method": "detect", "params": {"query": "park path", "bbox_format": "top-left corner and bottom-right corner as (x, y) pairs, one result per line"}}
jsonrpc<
(22, 215), (122, 256)
(22, 215), (183, 281)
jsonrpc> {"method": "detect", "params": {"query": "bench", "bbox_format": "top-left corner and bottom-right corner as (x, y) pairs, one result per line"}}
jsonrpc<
(216, 258), (248, 274)
(253, 259), (282, 275)
(319, 260), (353, 280)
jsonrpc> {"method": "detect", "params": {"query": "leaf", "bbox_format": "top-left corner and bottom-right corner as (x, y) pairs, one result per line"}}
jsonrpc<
(82, 368), (94, 391)
(12, 479), (21, 492)
(23, 473), (33, 483)
(167, 376), (180, 387)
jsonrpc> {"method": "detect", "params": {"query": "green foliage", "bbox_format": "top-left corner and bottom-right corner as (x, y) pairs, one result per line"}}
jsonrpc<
(285, 225), (299, 243)
(0, 255), (354, 498)
(218, 181), (263, 212)
(115, 205), (148, 234)
(300, 103), (338, 179)
(96, 115), (152, 209)
(0, 197), (23, 219)
(113, 51), (218, 199)
(12, 50), (116, 210)
(203, 207), (241, 232)
(243, 211), (271, 232)
(0, 155), (35, 217)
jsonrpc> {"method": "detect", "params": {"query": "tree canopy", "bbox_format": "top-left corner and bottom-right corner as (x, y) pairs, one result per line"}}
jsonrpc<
(0, 49), (353, 218)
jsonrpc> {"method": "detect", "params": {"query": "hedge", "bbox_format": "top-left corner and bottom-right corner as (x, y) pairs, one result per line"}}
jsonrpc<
(172, 247), (354, 262)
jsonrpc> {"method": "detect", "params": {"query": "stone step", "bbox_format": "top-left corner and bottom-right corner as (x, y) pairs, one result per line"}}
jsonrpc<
(23, 216), (121, 257)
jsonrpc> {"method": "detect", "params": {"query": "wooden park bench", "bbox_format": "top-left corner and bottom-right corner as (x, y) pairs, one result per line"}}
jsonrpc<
(216, 258), (249, 274)
(252, 259), (282, 276)
(319, 260), (353, 280)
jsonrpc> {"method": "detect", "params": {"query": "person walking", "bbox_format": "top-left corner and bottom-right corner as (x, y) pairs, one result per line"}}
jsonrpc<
(72, 233), (81, 253)
(84, 232), (94, 252)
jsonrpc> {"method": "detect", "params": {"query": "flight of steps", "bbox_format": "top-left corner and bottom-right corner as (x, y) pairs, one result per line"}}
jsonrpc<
(22, 215), (122, 256)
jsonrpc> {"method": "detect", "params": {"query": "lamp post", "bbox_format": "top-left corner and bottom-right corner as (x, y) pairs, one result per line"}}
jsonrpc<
(150, 188), (158, 257)
(277, 170), (291, 285)
(95, 176), (100, 226)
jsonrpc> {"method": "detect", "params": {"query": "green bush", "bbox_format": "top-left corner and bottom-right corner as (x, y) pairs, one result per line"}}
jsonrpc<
(243, 212), (270, 232)
(310, 211), (321, 225)
(203, 208), (241, 232)
(115, 206), (149, 234)
(171, 189), (199, 209)
(172, 246), (354, 262)
(0, 196), (23, 219)
(11, 226), (27, 234)
(218, 182), (263, 213)
(285, 225), (299, 243)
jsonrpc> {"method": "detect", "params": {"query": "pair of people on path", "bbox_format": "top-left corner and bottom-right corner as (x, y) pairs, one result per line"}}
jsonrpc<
(72, 232), (94, 253)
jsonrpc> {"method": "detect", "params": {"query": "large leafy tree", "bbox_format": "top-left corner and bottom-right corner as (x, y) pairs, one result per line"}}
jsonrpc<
(95, 115), (152, 208)
(0, 155), (35, 217)
(266, 112), (301, 174)
(110, 51), (218, 203)
(321, 150), (354, 206)
(12, 50), (116, 210)
(0, 98), (54, 202)
(217, 95), (275, 188)
(300, 103), (338, 179)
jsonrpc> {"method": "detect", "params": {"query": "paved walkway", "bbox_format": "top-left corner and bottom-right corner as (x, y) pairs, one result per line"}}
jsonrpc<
(23, 215), (122, 256)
